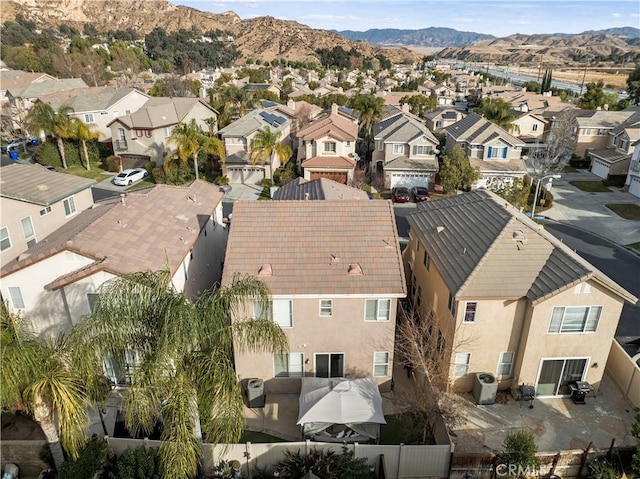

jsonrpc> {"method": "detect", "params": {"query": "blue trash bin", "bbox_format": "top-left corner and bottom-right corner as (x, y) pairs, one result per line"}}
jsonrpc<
(9, 150), (19, 161)
(31, 138), (39, 146)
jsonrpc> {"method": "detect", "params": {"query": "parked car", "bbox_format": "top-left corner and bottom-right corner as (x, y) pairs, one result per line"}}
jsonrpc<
(113, 168), (149, 186)
(412, 186), (430, 202)
(391, 187), (411, 203)
(1, 138), (23, 153)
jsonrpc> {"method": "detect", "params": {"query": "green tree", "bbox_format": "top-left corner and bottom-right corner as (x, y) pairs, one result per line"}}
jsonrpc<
(439, 145), (481, 193)
(0, 310), (94, 471)
(351, 93), (384, 154)
(632, 408), (640, 477)
(168, 119), (225, 181)
(26, 103), (75, 169)
(501, 430), (540, 479)
(249, 126), (293, 178)
(626, 64), (640, 106)
(70, 270), (288, 479)
(475, 98), (517, 130)
(72, 119), (99, 171)
(579, 80), (607, 109)
(487, 178), (530, 209)
(399, 94), (437, 117)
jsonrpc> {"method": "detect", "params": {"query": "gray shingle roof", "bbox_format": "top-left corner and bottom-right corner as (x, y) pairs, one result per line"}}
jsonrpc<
(218, 108), (290, 137)
(0, 163), (95, 206)
(58, 87), (144, 112)
(444, 113), (524, 146)
(10, 78), (89, 99)
(374, 111), (438, 144)
(272, 177), (370, 200)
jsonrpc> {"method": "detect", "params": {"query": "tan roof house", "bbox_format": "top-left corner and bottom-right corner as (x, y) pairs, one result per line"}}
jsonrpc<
(588, 110), (640, 180)
(0, 181), (227, 345)
(272, 177), (370, 201)
(0, 70), (56, 104)
(222, 200), (406, 394)
(572, 109), (636, 158)
(424, 107), (466, 135)
(444, 113), (527, 189)
(0, 164), (96, 266)
(404, 189), (636, 396)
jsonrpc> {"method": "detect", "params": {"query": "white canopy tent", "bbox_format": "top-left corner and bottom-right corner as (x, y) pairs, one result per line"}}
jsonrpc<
(297, 377), (386, 440)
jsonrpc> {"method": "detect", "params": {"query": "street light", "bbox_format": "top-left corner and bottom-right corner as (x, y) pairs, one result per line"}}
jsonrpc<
(530, 174), (561, 219)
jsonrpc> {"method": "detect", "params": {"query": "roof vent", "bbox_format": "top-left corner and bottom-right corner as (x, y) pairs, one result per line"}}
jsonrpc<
(513, 230), (527, 241)
(330, 254), (340, 265)
(436, 226), (445, 233)
(258, 264), (272, 276)
(120, 194), (126, 206)
(347, 263), (363, 275)
(37, 184), (50, 191)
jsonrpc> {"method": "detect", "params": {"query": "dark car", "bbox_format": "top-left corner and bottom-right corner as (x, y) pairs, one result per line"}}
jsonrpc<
(391, 187), (411, 203)
(412, 186), (430, 202)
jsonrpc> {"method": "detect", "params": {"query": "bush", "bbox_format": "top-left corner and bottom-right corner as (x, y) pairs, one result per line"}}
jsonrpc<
(261, 178), (273, 188)
(603, 175), (626, 187)
(587, 456), (620, 479)
(214, 175), (230, 185)
(105, 155), (121, 172)
(276, 447), (374, 479)
(500, 430), (540, 478)
(57, 438), (108, 479)
(107, 445), (162, 479)
(144, 161), (157, 175)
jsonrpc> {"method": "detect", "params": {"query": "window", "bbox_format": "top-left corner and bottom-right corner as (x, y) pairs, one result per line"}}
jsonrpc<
(574, 283), (592, 294)
(8, 287), (25, 309)
(319, 299), (333, 317)
(324, 141), (336, 153)
(84, 113), (94, 123)
(373, 352), (390, 377)
(365, 299), (391, 321)
(583, 128), (591, 136)
(448, 292), (457, 318)
(435, 120), (443, 128)
(463, 302), (477, 323)
(315, 353), (344, 377)
(412, 145), (433, 156)
(63, 196), (76, 217)
(136, 129), (144, 138)
(393, 144), (404, 154)
(497, 352), (514, 377)
(376, 139), (383, 151)
(145, 129), (152, 138)
(1, 227), (11, 252)
(548, 306), (602, 333)
(597, 128), (606, 135)
(21, 216), (36, 248)
(87, 293), (99, 312)
(125, 109), (131, 115)
(454, 353), (471, 377)
(423, 250), (430, 270)
(532, 124), (539, 132)
(274, 353), (304, 378)
(487, 146), (507, 159)
(118, 128), (126, 141)
(254, 300), (293, 327)
(39, 206), (52, 216)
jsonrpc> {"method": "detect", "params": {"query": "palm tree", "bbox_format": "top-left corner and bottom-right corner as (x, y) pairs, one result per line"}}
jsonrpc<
(72, 119), (99, 171)
(70, 270), (288, 479)
(25, 103), (76, 169)
(476, 98), (517, 130)
(249, 126), (292, 179)
(1, 310), (92, 471)
(168, 119), (225, 181)
(351, 93), (384, 140)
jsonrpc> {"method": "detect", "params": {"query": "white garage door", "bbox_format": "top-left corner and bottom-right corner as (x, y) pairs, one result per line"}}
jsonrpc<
(590, 160), (609, 180)
(629, 176), (640, 198)
(390, 173), (431, 189)
(226, 167), (264, 185)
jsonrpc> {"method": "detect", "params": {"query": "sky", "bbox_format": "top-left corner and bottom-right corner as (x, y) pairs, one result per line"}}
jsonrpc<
(172, 0), (640, 37)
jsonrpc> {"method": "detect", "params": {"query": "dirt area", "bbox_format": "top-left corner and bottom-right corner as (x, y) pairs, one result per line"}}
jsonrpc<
(548, 68), (630, 89)
(1, 413), (45, 440)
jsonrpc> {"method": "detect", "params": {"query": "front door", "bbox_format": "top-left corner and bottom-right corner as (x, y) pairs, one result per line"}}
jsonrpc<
(536, 358), (588, 396)
(315, 353), (344, 378)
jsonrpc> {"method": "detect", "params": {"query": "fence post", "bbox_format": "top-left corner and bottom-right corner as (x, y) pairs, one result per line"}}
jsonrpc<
(578, 441), (593, 479)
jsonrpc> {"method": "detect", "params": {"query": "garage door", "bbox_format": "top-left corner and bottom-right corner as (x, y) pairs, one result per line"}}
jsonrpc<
(390, 173), (431, 189)
(226, 167), (264, 185)
(630, 176), (640, 198)
(310, 171), (347, 184)
(590, 160), (609, 180)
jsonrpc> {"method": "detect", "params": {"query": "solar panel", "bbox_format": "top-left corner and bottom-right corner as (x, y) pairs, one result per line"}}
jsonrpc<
(259, 111), (286, 127)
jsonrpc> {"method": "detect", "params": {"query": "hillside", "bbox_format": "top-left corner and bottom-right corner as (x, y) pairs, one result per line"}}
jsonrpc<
(336, 27), (494, 47)
(0, 0), (420, 65)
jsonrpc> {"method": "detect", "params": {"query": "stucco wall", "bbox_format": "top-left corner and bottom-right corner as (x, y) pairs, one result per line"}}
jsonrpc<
(605, 340), (640, 408)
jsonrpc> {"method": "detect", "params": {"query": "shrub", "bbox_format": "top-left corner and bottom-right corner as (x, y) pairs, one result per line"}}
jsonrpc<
(261, 178), (273, 188)
(500, 430), (540, 478)
(276, 447), (374, 479)
(105, 155), (121, 172)
(587, 456), (620, 479)
(603, 175), (626, 187)
(57, 438), (108, 479)
(144, 161), (157, 175)
(107, 445), (162, 479)
(214, 175), (230, 185)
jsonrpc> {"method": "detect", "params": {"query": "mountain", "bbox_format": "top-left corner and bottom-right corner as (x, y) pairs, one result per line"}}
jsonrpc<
(336, 27), (494, 47)
(582, 27), (640, 38)
(0, 0), (420, 65)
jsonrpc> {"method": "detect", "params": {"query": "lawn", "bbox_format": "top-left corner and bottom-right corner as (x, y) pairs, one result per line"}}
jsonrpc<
(628, 242), (640, 252)
(606, 203), (640, 220)
(62, 162), (111, 181)
(258, 187), (271, 200)
(569, 181), (611, 192)
(562, 165), (579, 173)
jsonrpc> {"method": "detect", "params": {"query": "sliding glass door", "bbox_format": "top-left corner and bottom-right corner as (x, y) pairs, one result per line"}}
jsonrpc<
(536, 358), (588, 396)
(315, 353), (344, 378)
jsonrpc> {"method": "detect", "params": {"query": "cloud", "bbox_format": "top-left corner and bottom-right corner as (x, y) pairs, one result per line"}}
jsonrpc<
(611, 13), (622, 17)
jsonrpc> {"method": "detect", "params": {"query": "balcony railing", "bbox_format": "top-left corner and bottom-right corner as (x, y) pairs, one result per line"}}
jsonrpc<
(114, 139), (128, 151)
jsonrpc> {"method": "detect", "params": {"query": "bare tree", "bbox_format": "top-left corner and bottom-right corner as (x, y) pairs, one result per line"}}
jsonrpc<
(527, 110), (577, 177)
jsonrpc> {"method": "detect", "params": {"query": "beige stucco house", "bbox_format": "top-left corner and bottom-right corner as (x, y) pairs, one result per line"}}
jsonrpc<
(0, 181), (227, 346)
(0, 163), (96, 266)
(404, 190), (636, 396)
(588, 110), (640, 180)
(222, 200), (406, 395)
(572, 109), (636, 158)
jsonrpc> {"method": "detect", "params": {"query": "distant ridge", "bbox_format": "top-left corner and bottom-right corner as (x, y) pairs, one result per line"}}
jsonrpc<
(336, 27), (494, 47)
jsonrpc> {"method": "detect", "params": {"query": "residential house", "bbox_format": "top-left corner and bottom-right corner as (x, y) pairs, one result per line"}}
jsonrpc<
(272, 177), (370, 201)
(0, 181), (227, 345)
(218, 108), (292, 184)
(444, 113), (527, 189)
(222, 200), (406, 394)
(6, 78), (88, 113)
(0, 163), (96, 266)
(0, 70), (56, 104)
(431, 84), (456, 106)
(244, 83), (281, 97)
(625, 140), (640, 198)
(108, 97), (218, 168)
(296, 105), (359, 185)
(572, 109), (636, 158)
(588, 110), (640, 180)
(372, 105), (440, 189)
(404, 189), (636, 395)
(424, 107), (466, 135)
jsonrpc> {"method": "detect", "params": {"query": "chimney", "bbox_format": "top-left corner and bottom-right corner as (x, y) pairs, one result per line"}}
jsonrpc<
(331, 103), (339, 115)
(401, 103), (410, 113)
(287, 99), (295, 110)
(120, 194), (126, 206)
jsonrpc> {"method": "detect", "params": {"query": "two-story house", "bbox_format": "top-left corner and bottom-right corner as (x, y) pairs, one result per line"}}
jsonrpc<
(296, 105), (359, 185)
(0, 163), (95, 266)
(0, 181), (227, 347)
(403, 189), (636, 396)
(218, 108), (292, 184)
(431, 84), (456, 106)
(571, 109), (637, 158)
(108, 97), (219, 168)
(444, 113), (527, 189)
(588, 110), (640, 180)
(625, 139), (640, 198)
(372, 105), (440, 189)
(222, 200), (406, 395)
(424, 107), (466, 136)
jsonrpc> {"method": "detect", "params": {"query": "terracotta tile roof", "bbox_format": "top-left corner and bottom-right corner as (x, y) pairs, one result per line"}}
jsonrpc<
(1, 181), (224, 288)
(272, 177), (369, 200)
(222, 201), (406, 296)
(301, 156), (356, 168)
(296, 114), (358, 142)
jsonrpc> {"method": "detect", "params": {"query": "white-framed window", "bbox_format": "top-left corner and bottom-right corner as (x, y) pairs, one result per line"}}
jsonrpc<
(365, 299), (391, 321)
(274, 353), (304, 378)
(373, 351), (390, 377)
(8, 287), (25, 309)
(412, 145), (433, 156)
(583, 128), (591, 136)
(548, 306), (602, 333)
(463, 302), (477, 323)
(254, 299), (293, 327)
(1, 227), (12, 252)
(454, 352), (471, 377)
(487, 146), (507, 159)
(39, 206), (52, 216)
(497, 351), (514, 377)
(319, 299), (333, 317)
(598, 128), (606, 135)
(423, 250), (430, 270)
(118, 128), (126, 141)
(392, 143), (404, 154)
(324, 141), (337, 153)
(84, 113), (94, 123)
(448, 292), (457, 318)
(63, 196), (77, 217)
(376, 139), (383, 151)
(20, 216), (36, 248)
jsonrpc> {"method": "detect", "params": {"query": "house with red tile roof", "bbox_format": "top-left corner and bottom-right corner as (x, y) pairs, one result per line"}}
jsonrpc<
(0, 181), (227, 342)
(222, 200), (406, 394)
